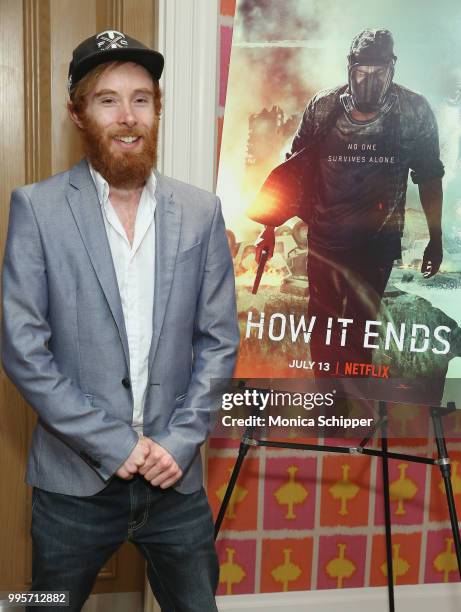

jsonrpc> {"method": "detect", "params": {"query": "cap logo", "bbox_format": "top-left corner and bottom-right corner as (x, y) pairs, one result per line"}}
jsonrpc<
(96, 30), (128, 51)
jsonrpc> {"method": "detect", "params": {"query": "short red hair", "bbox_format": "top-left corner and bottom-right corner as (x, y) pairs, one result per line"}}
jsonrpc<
(68, 60), (162, 117)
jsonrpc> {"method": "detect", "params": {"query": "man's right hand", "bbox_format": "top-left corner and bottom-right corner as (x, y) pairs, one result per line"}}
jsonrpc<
(115, 437), (150, 480)
(254, 226), (275, 263)
(421, 236), (443, 278)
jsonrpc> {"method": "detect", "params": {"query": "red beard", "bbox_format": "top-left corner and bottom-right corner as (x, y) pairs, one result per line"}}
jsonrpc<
(80, 115), (159, 189)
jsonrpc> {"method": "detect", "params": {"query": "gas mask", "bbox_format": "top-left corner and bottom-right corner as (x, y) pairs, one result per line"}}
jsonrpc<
(348, 61), (395, 113)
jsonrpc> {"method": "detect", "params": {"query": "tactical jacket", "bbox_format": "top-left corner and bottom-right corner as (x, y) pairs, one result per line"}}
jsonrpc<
(248, 83), (444, 235)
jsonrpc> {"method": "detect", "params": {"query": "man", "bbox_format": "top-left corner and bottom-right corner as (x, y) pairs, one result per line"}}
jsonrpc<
(253, 28), (444, 372)
(2, 31), (239, 611)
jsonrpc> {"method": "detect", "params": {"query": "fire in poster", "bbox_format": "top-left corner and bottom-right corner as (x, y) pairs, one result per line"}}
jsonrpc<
(217, 0), (461, 409)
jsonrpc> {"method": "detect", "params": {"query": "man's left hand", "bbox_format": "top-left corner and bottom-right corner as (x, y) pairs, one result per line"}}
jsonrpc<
(138, 437), (183, 488)
(421, 237), (443, 278)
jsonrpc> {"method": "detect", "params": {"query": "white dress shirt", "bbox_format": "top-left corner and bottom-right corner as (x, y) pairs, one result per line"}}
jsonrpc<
(89, 164), (156, 429)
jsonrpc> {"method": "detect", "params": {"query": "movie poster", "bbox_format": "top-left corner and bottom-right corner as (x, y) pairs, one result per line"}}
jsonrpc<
(217, 0), (461, 415)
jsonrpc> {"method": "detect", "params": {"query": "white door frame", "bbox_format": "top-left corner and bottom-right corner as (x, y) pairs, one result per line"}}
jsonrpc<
(156, 0), (219, 191)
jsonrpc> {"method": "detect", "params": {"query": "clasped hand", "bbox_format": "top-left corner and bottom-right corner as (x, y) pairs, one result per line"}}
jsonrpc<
(115, 436), (183, 488)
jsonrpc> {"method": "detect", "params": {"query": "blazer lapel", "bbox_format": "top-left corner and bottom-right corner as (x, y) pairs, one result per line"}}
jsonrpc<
(148, 173), (182, 373)
(66, 160), (130, 369)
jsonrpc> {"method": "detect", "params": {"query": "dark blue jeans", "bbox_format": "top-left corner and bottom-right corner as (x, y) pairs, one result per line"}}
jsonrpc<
(29, 476), (219, 612)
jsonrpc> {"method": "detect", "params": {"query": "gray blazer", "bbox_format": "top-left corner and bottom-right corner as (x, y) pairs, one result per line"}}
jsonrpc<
(2, 159), (239, 496)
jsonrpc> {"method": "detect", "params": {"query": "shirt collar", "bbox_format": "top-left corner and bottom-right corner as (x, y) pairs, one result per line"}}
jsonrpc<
(88, 162), (157, 207)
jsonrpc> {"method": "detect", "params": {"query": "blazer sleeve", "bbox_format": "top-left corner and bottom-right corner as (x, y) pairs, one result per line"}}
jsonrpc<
(1, 188), (139, 481)
(151, 196), (239, 472)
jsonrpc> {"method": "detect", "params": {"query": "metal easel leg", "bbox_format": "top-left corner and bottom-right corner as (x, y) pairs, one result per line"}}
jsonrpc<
(380, 401), (395, 612)
(431, 407), (461, 579)
(214, 432), (255, 540)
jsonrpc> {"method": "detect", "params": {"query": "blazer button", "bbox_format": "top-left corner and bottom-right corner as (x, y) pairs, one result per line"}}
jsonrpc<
(122, 377), (131, 389)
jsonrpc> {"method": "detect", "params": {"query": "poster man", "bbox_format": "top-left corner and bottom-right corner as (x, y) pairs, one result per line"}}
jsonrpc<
(253, 28), (444, 372)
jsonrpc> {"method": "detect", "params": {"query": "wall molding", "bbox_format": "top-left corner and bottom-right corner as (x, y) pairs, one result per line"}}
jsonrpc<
(23, 0), (51, 184)
(156, 0), (219, 191)
(96, 0), (124, 33)
(109, 0), (123, 31)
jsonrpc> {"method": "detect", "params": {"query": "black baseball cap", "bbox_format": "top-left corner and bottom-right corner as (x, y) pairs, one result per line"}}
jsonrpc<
(68, 29), (164, 92)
